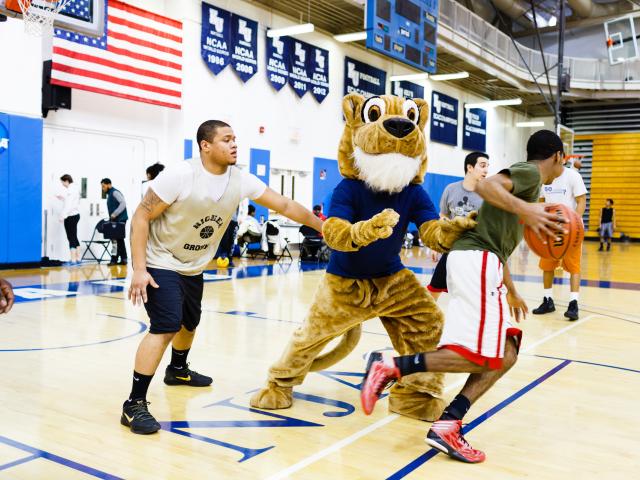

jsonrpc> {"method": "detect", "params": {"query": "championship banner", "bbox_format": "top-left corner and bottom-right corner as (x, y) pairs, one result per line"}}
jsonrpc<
(309, 45), (330, 103)
(463, 107), (487, 152)
(288, 39), (313, 98)
(201, 3), (231, 76)
(265, 34), (289, 91)
(344, 57), (386, 98)
(430, 91), (458, 146)
(230, 13), (258, 82)
(391, 80), (425, 100)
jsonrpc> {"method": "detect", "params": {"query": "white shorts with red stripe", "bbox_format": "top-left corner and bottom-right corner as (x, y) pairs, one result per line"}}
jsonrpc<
(438, 250), (522, 370)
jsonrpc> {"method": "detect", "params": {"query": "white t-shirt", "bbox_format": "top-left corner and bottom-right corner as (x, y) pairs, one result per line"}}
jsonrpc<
(150, 160), (267, 205)
(540, 167), (587, 210)
(60, 183), (80, 219)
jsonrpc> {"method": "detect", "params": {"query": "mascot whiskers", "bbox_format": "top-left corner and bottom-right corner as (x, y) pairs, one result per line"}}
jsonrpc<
(250, 93), (477, 420)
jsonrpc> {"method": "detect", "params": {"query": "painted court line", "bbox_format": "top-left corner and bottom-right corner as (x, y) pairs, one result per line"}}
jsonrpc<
(263, 314), (597, 480)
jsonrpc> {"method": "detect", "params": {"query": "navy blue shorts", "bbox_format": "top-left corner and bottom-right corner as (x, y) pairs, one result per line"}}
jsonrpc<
(427, 252), (448, 293)
(144, 267), (204, 334)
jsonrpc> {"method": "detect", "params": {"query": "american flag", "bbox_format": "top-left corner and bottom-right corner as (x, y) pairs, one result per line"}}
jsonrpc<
(51, 0), (182, 109)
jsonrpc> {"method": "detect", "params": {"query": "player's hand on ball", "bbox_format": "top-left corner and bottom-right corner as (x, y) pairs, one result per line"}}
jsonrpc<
(521, 203), (567, 242)
(128, 270), (159, 306)
(506, 290), (528, 323)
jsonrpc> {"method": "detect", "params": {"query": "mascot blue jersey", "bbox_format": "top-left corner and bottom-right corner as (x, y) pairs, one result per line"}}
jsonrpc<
(327, 179), (438, 278)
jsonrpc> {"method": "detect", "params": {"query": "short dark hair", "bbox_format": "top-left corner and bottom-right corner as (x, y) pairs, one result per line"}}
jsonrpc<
(313, 204), (322, 211)
(464, 152), (489, 175)
(527, 130), (564, 161)
(60, 174), (73, 183)
(146, 163), (165, 180)
(100, 178), (112, 185)
(248, 204), (256, 215)
(607, 198), (614, 205)
(196, 120), (230, 151)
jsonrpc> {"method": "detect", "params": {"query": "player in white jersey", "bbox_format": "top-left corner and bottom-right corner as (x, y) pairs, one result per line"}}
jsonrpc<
(120, 120), (323, 435)
(532, 163), (587, 320)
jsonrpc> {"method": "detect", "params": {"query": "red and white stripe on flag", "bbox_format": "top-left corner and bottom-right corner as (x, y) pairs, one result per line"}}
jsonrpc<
(51, 0), (182, 109)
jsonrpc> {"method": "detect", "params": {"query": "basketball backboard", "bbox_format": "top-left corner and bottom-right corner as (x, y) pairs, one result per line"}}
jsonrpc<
(604, 14), (639, 65)
(0, 0), (104, 37)
(557, 124), (574, 156)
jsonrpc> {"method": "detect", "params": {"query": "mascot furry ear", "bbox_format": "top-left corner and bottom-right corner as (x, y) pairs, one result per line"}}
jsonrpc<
(250, 93), (477, 422)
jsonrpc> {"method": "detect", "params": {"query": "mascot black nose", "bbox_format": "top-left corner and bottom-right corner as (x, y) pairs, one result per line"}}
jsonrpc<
(383, 118), (415, 138)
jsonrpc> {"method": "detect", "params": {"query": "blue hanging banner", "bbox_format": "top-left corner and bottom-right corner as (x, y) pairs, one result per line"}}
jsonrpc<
(288, 39), (313, 98)
(201, 3), (231, 76)
(391, 80), (424, 100)
(265, 34), (289, 91)
(344, 57), (386, 98)
(309, 45), (330, 103)
(230, 13), (258, 82)
(430, 90), (459, 146)
(463, 107), (487, 152)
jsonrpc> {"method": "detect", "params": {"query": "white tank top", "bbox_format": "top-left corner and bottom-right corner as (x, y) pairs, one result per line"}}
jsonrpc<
(146, 160), (242, 275)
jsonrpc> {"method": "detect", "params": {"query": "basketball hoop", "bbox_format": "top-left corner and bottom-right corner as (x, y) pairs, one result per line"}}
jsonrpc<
(11, 0), (72, 36)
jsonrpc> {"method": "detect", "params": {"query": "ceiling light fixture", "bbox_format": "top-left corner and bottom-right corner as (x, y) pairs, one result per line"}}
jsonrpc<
(389, 73), (429, 82)
(465, 98), (523, 109)
(334, 31), (368, 42)
(430, 72), (469, 81)
(267, 23), (315, 38)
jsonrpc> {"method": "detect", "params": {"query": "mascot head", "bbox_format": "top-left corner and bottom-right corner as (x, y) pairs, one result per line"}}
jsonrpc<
(338, 93), (429, 193)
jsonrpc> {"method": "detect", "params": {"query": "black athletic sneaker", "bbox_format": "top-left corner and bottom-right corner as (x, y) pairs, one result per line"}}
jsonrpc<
(164, 364), (213, 387)
(564, 300), (579, 321)
(532, 297), (555, 315)
(121, 400), (161, 434)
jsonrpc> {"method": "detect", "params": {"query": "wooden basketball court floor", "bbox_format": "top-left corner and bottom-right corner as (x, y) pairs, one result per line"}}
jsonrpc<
(1, 241), (639, 479)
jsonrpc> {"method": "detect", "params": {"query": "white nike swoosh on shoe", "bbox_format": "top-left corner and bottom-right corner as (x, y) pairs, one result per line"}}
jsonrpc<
(124, 413), (134, 423)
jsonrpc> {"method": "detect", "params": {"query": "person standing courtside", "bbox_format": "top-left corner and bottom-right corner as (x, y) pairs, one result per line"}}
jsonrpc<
(599, 198), (616, 251)
(532, 161), (587, 320)
(58, 174), (81, 265)
(427, 152), (489, 300)
(101, 178), (128, 266)
(122, 120), (323, 435)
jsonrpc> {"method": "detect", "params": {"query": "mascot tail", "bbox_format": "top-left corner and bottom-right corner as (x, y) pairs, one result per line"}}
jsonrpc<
(309, 325), (362, 372)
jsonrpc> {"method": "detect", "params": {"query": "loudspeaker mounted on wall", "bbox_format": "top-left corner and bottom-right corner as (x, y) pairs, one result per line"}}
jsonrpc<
(42, 60), (72, 118)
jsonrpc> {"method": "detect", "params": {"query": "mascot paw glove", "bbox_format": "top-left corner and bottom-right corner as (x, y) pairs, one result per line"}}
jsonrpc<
(351, 208), (400, 247)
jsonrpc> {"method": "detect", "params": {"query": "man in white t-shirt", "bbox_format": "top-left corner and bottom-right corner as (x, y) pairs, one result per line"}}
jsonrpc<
(532, 163), (587, 320)
(121, 120), (323, 435)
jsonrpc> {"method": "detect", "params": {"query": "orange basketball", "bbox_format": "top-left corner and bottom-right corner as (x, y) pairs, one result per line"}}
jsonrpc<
(524, 204), (584, 260)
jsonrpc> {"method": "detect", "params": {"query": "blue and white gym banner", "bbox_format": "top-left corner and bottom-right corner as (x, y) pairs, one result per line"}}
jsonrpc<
(0, 119), (8, 156)
(344, 57), (386, 98)
(265, 33), (289, 91)
(309, 45), (330, 103)
(230, 13), (258, 82)
(463, 107), (487, 152)
(201, 3), (231, 75)
(391, 80), (425, 100)
(430, 91), (459, 146)
(288, 39), (313, 98)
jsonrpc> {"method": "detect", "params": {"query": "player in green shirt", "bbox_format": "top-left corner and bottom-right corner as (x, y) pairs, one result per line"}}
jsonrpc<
(361, 130), (566, 464)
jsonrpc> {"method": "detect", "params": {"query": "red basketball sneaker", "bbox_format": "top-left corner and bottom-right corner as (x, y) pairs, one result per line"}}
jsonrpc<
(360, 353), (400, 415)
(425, 420), (486, 463)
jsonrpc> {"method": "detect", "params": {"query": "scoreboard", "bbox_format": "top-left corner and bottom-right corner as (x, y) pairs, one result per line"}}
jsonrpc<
(366, 0), (439, 73)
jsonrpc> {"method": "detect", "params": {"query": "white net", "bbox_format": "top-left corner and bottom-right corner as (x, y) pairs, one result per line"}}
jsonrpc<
(17, 0), (72, 36)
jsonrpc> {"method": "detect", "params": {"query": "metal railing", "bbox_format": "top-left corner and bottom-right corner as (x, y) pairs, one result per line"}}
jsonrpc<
(439, 0), (640, 88)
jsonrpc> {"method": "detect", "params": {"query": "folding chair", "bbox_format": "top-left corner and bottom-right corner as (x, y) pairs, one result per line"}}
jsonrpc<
(80, 220), (112, 264)
(239, 232), (268, 260)
(275, 237), (293, 262)
(298, 225), (327, 263)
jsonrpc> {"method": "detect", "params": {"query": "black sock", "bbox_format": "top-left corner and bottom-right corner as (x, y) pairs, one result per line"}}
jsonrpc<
(170, 347), (189, 369)
(393, 353), (427, 376)
(127, 371), (153, 402)
(440, 394), (471, 421)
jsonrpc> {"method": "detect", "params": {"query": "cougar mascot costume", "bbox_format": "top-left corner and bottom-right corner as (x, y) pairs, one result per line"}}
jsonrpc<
(251, 93), (477, 420)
